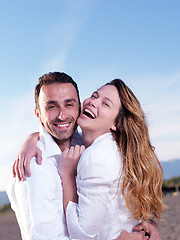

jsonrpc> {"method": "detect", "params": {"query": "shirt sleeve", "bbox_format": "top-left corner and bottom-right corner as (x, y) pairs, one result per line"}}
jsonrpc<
(66, 149), (120, 240)
(7, 158), (69, 240)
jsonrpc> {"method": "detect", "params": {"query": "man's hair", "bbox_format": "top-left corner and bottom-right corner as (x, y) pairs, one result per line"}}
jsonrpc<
(35, 72), (80, 109)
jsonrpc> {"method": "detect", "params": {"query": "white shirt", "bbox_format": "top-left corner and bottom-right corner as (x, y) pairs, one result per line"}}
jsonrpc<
(6, 124), (83, 240)
(66, 132), (139, 240)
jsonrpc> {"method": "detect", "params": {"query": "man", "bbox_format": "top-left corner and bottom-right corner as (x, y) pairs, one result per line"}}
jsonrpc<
(7, 72), (161, 240)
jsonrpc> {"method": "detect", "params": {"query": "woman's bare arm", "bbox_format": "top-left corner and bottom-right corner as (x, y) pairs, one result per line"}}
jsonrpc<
(12, 132), (41, 181)
(60, 145), (85, 213)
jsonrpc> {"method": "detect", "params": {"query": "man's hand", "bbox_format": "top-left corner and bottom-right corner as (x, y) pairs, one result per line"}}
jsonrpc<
(114, 230), (149, 240)
(133, 221), (161, 240)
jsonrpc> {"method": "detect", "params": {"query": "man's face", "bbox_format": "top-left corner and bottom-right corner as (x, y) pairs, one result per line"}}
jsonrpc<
(35, 83), (80, 148)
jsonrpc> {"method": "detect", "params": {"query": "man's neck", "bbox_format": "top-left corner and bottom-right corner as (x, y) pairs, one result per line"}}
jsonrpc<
(54, 138), (72, 152)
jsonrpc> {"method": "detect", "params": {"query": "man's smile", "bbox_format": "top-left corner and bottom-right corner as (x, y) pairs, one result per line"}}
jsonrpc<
(54, 122), (71, 129)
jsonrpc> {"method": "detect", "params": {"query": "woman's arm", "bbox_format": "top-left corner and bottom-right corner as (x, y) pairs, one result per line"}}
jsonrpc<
(12, 132), (41, 181)
(60, 145), (85, 213)
(62, 148), (121, 239)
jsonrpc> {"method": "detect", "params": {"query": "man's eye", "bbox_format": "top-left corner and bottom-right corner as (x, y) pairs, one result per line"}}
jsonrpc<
(48, 105), (55, 109)
(66, 103), (73, 107)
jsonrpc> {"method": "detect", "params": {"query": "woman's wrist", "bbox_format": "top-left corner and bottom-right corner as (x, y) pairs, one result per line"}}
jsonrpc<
(60, 171), (76, 181)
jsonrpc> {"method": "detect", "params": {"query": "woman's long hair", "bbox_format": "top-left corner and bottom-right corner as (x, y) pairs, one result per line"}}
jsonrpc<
(106, 79), (165, 223)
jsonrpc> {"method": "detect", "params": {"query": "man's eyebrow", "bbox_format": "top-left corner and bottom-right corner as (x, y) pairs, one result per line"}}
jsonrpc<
(47, 100), (58, 105)
(64, 98), (77, 103)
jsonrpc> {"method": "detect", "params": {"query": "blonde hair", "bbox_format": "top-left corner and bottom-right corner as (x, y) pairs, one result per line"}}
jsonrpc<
(106, 79), (165, 223)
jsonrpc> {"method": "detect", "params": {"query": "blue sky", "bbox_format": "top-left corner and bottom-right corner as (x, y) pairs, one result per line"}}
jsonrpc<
(0, 0), (180, 190)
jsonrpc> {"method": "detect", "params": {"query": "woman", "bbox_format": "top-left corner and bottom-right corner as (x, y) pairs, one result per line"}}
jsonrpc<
(14, 79), (165, 239)
(59, 79), (164, 239)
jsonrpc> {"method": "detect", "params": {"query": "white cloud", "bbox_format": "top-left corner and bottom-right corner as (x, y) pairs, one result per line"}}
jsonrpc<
(146, 100), (180, 161)
(164, 72), (180, 87)
(0, 92), (39, 166)
(155, 140), (180, 162)
(39, 0), (97, 73)
(0, 92), (39, 191)
(0, 165), (12, 191)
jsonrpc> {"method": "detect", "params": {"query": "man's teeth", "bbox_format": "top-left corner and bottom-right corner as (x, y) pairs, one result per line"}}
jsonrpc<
(57, 123), (70, 127)
(84, 109), (96, 119)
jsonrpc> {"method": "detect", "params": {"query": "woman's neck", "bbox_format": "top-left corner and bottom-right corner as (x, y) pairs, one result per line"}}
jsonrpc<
(82, 129), (109, 148)
(82, 130), (99, 148)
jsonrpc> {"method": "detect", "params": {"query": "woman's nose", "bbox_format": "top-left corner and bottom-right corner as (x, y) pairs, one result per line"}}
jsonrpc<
(89, 98), (97, 108)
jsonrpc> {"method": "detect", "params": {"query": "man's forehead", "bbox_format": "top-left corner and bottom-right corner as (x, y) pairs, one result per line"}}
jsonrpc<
(39, 83), (79, 103)
(41, 83), (78, 96)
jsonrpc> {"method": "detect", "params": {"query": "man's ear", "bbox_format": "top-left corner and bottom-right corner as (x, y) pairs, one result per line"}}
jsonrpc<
(35, 108), (40, 119)
(35, 108), (44, 126)
(79, 102), (81, 116)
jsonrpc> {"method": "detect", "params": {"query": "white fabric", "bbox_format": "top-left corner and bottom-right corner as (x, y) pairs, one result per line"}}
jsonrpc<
(6, 124), (83, 240)
(66, 132), (140, 240)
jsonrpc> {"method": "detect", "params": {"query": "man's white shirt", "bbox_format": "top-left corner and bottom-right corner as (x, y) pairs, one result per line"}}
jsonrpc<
(6, 124), (83, 240)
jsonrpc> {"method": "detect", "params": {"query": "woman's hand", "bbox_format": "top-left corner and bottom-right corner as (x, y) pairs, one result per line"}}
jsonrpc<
(12, 132), (41, 181)
(60, 145), (85, 212)
(60, 145), (85, 177)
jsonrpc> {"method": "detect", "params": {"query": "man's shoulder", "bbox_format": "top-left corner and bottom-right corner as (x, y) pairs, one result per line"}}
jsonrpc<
(71, 130), (83, 146)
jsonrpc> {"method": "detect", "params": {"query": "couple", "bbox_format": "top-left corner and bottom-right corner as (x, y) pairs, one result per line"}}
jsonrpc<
(7, 72), (164, 240)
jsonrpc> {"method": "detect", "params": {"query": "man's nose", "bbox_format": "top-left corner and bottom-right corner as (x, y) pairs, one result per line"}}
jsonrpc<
(58, 109), (67, 120)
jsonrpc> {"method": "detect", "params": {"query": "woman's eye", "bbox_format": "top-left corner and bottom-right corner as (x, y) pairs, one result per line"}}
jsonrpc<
(103, 102), (109, 107)
(91, 94), (97, 99)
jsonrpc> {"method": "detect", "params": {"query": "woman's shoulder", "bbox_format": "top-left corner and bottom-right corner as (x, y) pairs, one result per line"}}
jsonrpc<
(78, 133), (122, 181)
(80, 133), (121, 167)
(91, 133), (119, 153)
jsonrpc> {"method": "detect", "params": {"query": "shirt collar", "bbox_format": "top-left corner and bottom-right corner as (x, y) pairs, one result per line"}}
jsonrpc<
(93, 132), (113, 144)
(38, 124), (62, 158)
(38, 124), (83, 159)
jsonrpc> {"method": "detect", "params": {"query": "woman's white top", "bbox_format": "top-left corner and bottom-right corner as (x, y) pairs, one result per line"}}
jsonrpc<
(66, 132), (139, 240)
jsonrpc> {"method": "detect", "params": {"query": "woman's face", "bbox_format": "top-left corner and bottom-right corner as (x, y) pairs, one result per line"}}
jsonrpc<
(77, 85), (121, 137)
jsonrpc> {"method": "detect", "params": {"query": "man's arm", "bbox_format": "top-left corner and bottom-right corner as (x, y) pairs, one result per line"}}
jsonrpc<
(114, 221), (161, 240)
(8, 160), (67, 240)
(114, 230), (149, 240)
(133, 221), (161, 240)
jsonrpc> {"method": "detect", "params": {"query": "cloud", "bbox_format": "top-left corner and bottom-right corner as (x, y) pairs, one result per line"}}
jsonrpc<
(0, 165), (12, 191)
(149, 107), (180, 140)
(146, 100), (180, 161)
(0, 92), (39, 166)
(39, 0), (98, 73)
(164, 72), (180, 87)
(0, 92), (39, 190)
(155, 140), (180, 162)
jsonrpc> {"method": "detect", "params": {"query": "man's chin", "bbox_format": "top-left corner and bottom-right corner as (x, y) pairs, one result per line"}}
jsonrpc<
(53, 131), (73, 142)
